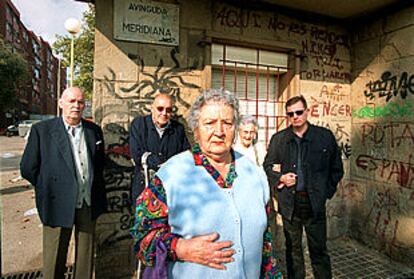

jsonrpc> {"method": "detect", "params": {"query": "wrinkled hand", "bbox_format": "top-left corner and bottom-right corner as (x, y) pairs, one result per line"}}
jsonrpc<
(278, 172), (297, 188)
(175, 232), (235, 270)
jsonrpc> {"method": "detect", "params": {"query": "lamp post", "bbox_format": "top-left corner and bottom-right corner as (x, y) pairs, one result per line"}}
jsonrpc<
(64, 18), (81, 87)
(57, 58), (61, 116)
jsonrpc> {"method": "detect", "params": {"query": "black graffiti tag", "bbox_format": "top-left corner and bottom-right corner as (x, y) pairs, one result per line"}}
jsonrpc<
(364, 71), (414, 102)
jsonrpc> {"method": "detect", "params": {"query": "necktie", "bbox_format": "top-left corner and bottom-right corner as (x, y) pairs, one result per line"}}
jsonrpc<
(69, 127), (75, 137)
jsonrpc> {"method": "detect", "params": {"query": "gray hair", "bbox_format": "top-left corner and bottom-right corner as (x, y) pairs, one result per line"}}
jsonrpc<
(239, 115), (259, 130)
(187, 88), (240, 132)
(239, 115), (259, 144)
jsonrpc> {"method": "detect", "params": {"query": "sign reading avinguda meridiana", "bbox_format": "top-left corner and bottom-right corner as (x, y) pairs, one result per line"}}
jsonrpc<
(114, 0), (179, 46)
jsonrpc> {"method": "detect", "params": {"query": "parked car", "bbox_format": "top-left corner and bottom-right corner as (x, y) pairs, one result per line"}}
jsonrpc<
(6, 122), (20, 137)
(18, 120), (40, 137)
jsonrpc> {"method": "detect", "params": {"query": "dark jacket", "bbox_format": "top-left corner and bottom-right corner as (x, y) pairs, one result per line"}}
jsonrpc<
(129, 115), (190, 201)
(263, 123), (344, 220)
(20, 117), (107, 228)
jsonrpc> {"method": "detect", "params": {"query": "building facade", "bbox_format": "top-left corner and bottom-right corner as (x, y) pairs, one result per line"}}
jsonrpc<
(83, 0), (413, 278)
(0, 0), (66, 129)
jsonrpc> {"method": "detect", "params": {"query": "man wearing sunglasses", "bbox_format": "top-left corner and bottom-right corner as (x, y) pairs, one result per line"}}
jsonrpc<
(263, 95), (344, 279)
(129, 93), (190, 202)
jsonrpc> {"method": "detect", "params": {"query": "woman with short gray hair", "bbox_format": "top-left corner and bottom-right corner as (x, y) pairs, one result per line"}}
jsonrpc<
(234, 114), (266, 166)
(187, 88), (240, 132)
(131, 89), (283, 279)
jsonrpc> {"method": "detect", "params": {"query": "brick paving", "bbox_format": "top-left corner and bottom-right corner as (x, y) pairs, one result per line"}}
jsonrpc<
(297, 238), (414, 279)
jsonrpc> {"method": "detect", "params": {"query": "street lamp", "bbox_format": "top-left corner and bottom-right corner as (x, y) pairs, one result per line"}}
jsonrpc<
(64, 18), (81, 87)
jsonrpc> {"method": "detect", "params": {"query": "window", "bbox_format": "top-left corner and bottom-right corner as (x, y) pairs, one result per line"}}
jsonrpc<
(32, 41), (40, 54)
(6, 23), (13, 37)
(6, 6), (11, 17)
(23, 32), (29, 42)
(33, 68), (40, 79)
(211, 44), (291, 145)
(34, 56), (42, 67)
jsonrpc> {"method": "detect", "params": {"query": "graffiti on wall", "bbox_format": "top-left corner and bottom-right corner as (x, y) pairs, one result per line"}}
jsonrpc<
(336, 181), (363, 201)
(355, 154), (414, 189)
(215, 5), (349, 48)
(300, 31), (350, 83)
(309, 101), (351, 118)
(353, 71), (413, 188)
(353, 121), (414, 189)
(365, 189), (399, 248)
(213, 3), (351, 83)
(309, 83), (352, 159)
(103, 47), (200, 116)
(301, 69), (351, 83)
(215, 6), (261, 29)
(353, 102), (412, 119)
(98, 123), (134, 250)
(363, 71), (414, 102)
(359, 122), (414, 148)
(94, 122), (136, 277)
(314, 120), (352, 159)
(309, 84), (351, 117)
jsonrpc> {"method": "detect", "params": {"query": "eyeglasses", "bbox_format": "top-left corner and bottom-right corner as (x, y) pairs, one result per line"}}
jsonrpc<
(287, 110), (305, 117)
(156, 106), (173, 114)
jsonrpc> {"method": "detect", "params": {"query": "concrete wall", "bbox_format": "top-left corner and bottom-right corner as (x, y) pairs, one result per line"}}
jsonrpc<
(93, 1), (206, 277)
(92, 0), (413, 277)
(348, 6), (414, 265)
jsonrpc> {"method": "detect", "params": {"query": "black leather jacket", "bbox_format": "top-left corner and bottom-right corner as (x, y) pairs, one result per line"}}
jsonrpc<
(263, 123), (344, 220)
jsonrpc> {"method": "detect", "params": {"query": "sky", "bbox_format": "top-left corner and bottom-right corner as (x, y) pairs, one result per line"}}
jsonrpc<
(11, 0), (89, 44)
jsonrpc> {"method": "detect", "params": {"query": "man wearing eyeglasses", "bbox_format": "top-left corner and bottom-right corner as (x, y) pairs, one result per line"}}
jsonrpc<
(263, 95), (344, 279)
(129, 93), (190, 202)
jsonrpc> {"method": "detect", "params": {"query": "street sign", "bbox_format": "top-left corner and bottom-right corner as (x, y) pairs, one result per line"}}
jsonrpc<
(114, 0), (180, 46)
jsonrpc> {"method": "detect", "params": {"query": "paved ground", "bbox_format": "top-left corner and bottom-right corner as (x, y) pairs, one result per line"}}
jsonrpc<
(311, 238), (414, 278)
(1, 135), (413, 278)
(272, 214), (414, 279)
(0, 135), (43, 274)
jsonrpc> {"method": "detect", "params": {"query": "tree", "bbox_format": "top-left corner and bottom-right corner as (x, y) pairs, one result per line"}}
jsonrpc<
(0, 38), (29, 112)
(53, 4), (95, 100)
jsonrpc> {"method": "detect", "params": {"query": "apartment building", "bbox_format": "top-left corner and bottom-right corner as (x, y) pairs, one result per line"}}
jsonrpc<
(0, 0), (66, 129)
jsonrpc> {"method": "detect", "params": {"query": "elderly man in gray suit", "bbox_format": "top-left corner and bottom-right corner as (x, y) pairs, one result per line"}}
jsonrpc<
(20, 87), (107, 279)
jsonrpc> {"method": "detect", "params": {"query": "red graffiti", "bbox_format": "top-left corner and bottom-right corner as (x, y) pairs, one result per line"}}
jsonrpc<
(338, 182), (361, 199)
(309, 100), (351, 118)
(360, 122), (414, 148)
(106, 144), (131, 159)
(356, 154), (414, 189)
(319, 84), (347, 100)
(366, 189), (398, 244)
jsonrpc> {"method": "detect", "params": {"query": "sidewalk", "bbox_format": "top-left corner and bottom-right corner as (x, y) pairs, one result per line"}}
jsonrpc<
(1, 136), (43, 275)
(2, 237), (414, 278)
(319, 238), (413, 278)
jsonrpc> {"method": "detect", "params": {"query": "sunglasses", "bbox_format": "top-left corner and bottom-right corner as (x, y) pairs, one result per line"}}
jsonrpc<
(287, 110), (305, 117)
(156, 106), (173, 114)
